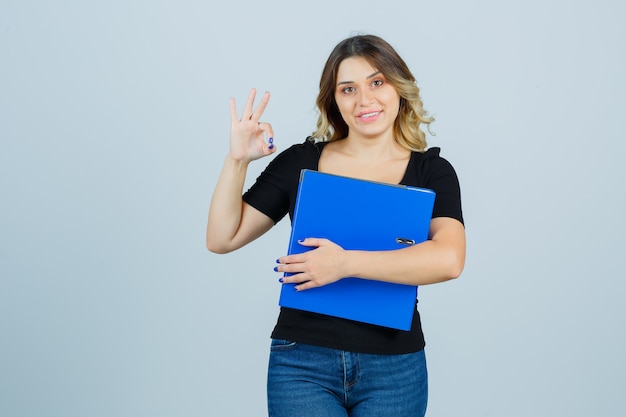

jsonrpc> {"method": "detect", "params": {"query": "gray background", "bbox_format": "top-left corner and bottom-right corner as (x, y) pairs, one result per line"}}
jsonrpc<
(1, 0), (624, 416)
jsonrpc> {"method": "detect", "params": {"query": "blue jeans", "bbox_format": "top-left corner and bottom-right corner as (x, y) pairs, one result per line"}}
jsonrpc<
(267, 339), (428, 417)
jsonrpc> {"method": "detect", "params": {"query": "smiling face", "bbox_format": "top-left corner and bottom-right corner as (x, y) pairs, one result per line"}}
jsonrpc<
(334, 56), (401, 141)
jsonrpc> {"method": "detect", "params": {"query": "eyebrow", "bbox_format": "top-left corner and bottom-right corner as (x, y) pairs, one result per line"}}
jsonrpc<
(337, 70), (382, 86)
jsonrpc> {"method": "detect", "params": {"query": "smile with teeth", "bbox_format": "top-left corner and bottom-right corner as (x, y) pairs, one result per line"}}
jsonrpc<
(359, 111), (381, 118)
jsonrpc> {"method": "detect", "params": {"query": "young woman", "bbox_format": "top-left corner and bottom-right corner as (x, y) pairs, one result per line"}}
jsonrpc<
(207, 34), (466, 417)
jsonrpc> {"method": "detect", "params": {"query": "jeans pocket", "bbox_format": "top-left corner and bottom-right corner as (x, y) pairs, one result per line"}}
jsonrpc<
(270, 338), (297, 351)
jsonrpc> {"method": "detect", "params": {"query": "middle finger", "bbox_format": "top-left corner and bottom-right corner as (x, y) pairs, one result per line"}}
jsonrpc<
(248, 90), (270, 122)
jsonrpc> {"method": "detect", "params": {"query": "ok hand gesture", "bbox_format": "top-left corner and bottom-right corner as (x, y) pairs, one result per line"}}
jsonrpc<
(229, 88), (276, 162)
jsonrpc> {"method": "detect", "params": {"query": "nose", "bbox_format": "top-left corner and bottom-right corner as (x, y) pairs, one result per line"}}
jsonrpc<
(357, 88), (374, 106)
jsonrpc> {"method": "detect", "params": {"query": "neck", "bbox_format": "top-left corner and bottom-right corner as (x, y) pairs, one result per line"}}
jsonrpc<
(340, 134), (406, 160)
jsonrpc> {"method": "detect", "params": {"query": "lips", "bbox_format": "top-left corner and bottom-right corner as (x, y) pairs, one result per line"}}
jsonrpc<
(358, 110), (381, 121)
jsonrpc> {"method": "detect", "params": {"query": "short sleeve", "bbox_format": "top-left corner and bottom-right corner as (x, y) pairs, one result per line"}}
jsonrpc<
(419, 148), (464, 225)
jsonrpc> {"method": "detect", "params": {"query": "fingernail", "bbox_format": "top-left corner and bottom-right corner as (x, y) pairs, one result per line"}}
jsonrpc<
(278, 278), (284, 283)
(273, 266), (279, 272)
(269, 137), (273, 143)
(275, 259), (281, 263)
(268, 137), (274, 149)
(297, 239), (304, 244)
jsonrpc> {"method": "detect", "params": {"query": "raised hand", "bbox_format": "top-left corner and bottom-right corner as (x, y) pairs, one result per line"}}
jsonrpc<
(229, 88), (276, 162)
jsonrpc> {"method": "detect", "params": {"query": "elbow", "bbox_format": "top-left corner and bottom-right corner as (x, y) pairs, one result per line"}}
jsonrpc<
(206, 236), (233, 254)
(447, 262), (464, 280)
(206, 243), (227, 254)
(442, 251), (465, 281)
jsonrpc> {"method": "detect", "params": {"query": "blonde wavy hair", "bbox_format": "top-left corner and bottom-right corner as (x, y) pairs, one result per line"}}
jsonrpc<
(311, 34), (434, 152)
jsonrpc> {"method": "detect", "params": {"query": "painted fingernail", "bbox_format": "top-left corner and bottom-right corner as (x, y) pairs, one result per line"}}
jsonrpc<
(278, 278), (284, 283)
(273, 266), (279, 272)
(268, 137), (274, 149)
(276, 259), (281, 263)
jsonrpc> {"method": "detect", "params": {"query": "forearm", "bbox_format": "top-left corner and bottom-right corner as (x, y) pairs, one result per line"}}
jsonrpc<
(206, 155), (250, 252)
(343, 218), (466, 286)
(345, 240), (464, 286)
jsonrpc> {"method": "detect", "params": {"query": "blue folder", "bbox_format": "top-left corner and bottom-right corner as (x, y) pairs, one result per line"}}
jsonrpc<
(279, 169), (436, 330)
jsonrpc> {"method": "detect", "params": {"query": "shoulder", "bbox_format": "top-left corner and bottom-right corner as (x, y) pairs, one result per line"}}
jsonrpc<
(272, 137), (324, 165)
(411, 147), (459, 184)
(284, 136), (326, 158)
(414, 147), (450, 166)
(258, 137), (324, 183)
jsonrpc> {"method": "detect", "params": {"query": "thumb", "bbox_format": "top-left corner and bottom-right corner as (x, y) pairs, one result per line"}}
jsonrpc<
(297, 237), (324, 247)
(264, 137), (276, 155)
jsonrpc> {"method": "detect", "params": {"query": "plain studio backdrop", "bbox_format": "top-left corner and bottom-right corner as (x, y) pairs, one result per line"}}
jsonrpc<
(1, 1), (624, 416)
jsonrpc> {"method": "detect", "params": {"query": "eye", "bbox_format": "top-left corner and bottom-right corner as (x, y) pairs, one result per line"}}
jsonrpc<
(371, 79), (384, 87)
(341, 86), (356, 94)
